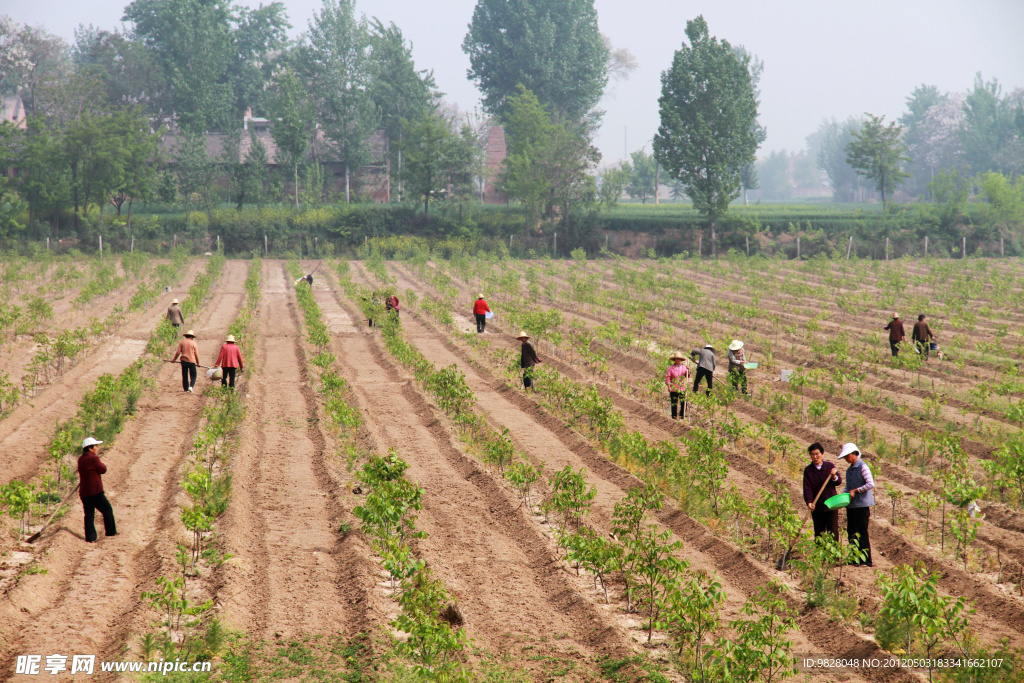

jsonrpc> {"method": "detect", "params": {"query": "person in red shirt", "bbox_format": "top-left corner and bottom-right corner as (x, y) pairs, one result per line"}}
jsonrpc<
(386, 293), (400, 318)
(473, 294), (490, 333)
(78, 437), (117, 542)
(215, 334), (245, 388)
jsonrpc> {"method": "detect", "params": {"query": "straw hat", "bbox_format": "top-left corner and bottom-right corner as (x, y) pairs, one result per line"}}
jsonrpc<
(184, 329), (196, 338)
(892, 312), (900, 319)
(171, 298), (179, 304)
(669, 350), (686, 361)
(515, 330), (530, 340)
(225, 334), (236, 343)
(728, 340), (744, 351)
(478, 293), (485, 299)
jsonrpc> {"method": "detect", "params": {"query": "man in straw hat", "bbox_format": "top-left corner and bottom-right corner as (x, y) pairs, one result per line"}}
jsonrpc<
(665, 351), (689, 419)
(215, 334), (245, 388)
(840, 442), (875, 567)
(170, 329), (201, 393)
(516, 331), (541, 390)
(473, 294), (491, 333)
(884, 312), (905, 357)
(167, 298), (184, 330)
(690, 344), (716, 396)
(727, 339), (748, 394)
(79, 437), (117, 542)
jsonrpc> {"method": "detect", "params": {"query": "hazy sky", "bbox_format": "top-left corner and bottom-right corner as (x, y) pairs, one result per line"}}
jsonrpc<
(7, 0), (1024, 166)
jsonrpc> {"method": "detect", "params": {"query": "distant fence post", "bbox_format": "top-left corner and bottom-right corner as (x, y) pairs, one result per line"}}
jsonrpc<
(99, 235), (103, 257)
(1001, 236), (1004, 257)
(886, 237), (889, 261)
(697, 234), (702, 257)
(553, 232), (557, 255)
(846, 235), (853, 260)
(962, 236), (966, 259)
(265, 234), (268, 256)
(745, 235), (749, 256)
(925, 235), (928, 256)
(130, 235), (134, 253)
(46, 237), (49, 250)
(796, 236), (800, 259)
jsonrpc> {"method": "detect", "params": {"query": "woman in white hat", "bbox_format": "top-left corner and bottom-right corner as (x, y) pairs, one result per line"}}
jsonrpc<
(727, 340), (747, 394)
(840, 443), (874, 567)
(516, 331), (541, 390)
(665, 351), (689, 419)
(170, 329), (201, 393)
(473, 294), (491, 333)
(79, 437), (117, 542)
(214, 334), (245, 388)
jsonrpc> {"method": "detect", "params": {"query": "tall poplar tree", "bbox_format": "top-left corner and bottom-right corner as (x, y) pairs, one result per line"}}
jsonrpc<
(653, 16), (759, 255)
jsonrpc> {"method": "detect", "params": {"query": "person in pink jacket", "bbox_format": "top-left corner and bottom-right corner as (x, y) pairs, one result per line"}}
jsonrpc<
(215, 334), (244, 388)
(665, 351), (689, 419)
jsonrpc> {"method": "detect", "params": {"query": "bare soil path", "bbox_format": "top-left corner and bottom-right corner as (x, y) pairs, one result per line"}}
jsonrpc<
(216, 260), (377, 641)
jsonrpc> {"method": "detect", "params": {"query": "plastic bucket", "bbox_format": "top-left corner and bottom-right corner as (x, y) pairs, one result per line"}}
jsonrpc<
(824, 493), (851, 510)
(485, 311), (494, 319)
(744, 362), (759, 369)
(206, 367), (223, 381)
(929, 342), (938, 351)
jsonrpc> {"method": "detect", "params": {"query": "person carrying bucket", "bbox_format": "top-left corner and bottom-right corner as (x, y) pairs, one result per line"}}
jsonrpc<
(665, 351), (689, 419)
(912, 314), (934, 359)
(727, 340), (748, 394)
(839, 442), (875, 567)
(473, 294), (491, 333)
(215, 334), (244, 388)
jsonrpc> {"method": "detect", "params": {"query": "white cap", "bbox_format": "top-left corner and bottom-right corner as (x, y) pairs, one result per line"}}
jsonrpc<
(172, 298), (179, 304)
(82, 437), (103, 449)
(839, 442), (860, 458)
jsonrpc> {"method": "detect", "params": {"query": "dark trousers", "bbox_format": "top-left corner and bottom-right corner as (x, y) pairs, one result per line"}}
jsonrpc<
(729, 368), (747, 393)
(523, 367), (534, 390)
(221, 366), (237, 388)
(811, 507), (840, 543)
(693, 367), (713, 394)
(82, 492), (116, 542)
(846, 506), (872, 565)
(915, 341), (929, 359)
(475, 313), (486, 333)
(669, 391), (685, 419)
(889, 341), (899, 357)
(181, 361), (197, 391)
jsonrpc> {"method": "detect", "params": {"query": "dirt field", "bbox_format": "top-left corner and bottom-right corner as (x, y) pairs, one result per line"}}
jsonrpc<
(0, 255), (1021, 682)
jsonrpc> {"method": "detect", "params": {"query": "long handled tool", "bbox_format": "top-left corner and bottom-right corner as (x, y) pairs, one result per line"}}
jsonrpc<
(27, 484), (79, 543)
(164, 360), (213, 369)
(776, 471), (836, 570)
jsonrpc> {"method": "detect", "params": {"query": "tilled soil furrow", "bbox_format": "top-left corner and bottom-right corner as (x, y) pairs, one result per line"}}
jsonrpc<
(0, 259), (207, 486)
(0, 260), (247, 681)
(320, 282), (634, 665)
(216, 261), (367, 641)
(381, 266), (896, 683)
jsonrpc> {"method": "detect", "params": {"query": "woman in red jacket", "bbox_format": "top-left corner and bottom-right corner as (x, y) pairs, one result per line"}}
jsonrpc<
(215, 334), (245, 388)
(473, 294), (490, 333)
(79, 437), (117, 542)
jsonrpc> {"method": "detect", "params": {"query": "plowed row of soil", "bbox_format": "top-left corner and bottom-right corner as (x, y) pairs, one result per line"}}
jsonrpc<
(0, 260), (248, 680)
(384, 260), (1024, 653)
(347, 262), (892, 682)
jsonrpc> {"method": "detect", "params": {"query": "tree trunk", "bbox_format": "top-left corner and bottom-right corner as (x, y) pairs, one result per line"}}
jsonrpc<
(709, 216), (716, 256)
(654, 164), (659, 205)
(295, 163), (300, 210)
(127, 197), (133, 232)
(345, 164), (351, 204)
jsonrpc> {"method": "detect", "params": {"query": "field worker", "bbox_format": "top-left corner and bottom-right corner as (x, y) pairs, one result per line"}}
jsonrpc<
(79, 437), (117, 542)
(884, 312), (905, 357)
(690, 344), (716, 395)
(215, 334), (244, 388)
(167, 298), (184, 330)
(386, 293), (400, 318)
(803, 442), (841, 542)
(517, 330), (541, 390)
(473, 294), (491, 333)
(840, 442), (874, 567)
(170, 329), (201, 393)
(294, 273), (313, 287)
(727, 340), (748, 395)
(665, 351), (689, 419)
(912, 314), (934, 359)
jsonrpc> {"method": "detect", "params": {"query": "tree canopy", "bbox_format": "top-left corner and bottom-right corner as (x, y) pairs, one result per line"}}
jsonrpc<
(845, 113), (910, 206)
(462, 0), (609, 122)
(653, 16), (760, 255)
